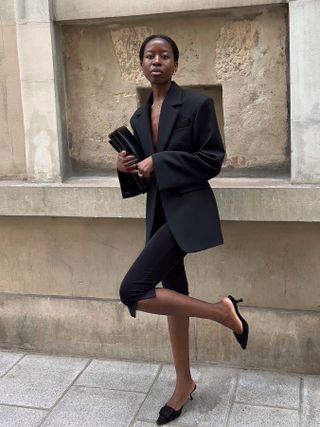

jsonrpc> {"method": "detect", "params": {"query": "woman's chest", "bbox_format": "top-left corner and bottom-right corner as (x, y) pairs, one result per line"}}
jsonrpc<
(150, 107), (161, 148)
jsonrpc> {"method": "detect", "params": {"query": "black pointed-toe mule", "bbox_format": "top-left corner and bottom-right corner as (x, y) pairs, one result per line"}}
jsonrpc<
(228, 295), (249, 350)
(156, 384), (197, 425)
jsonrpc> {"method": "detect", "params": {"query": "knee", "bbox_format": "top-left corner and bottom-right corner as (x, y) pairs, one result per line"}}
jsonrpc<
(119, 276), (131, 306)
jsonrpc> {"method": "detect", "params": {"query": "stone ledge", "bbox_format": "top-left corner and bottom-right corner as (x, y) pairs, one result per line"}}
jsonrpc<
(53, 0), (288, 22)
(0, 293), (318, 373)
(0, 177), (319, 221)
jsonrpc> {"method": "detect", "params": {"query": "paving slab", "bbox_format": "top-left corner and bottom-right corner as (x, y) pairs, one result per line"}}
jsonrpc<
(75, 359), (160, 392)
(235, 370), (300, 409)
(0, 351), (24, 376)
(42, 385), (146, 427)
(0, 404), (48, 427)
(228, 403), (299, 427)
(136, 364), (238, 426)
(0, 354), (89, 408)
(302, 375), (320, 427)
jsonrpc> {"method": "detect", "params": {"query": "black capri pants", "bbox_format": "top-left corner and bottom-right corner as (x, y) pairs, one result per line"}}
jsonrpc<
(119, 191), (189, 318)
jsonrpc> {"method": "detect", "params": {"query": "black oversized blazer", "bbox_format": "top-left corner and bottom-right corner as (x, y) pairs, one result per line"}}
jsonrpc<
(117, 81), (225, 253)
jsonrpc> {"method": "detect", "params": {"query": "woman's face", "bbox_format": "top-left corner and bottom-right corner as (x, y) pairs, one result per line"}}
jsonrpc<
(140, 38), (178, 85)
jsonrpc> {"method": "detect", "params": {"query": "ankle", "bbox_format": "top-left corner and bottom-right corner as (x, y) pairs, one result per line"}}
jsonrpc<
(175, 376), (194, 388)
(209, 300), (227, 323)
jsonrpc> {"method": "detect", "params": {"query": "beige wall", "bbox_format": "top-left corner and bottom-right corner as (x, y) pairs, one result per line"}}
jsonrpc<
(61, 5), (288, 176)
(0, 217), (319, 373)
(0, 217), (319, 312)
(0, 18), (26, 178)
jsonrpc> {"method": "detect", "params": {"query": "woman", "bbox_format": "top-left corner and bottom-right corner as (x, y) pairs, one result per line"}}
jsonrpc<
(116, 34), (249, 425)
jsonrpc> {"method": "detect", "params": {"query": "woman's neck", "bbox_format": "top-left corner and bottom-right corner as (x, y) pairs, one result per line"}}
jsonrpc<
(151, 81), (172, 105)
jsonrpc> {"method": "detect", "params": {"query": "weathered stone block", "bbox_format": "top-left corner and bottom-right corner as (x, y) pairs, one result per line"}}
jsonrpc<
(53, 0), (288, 22)
(110, 26), (152, 84)
(0, 24), (26, 178)
(0, 217), (145, 298)
(0, 218), (320, 312)
(0, 294), (197, 363)
(290, 0), (320, 183)
(20, 79), (62, 181)
(16, 22), (54, 81)
(0, 0), (15, 25)
(196, 308), (320, 373)
(291, 120), (320, 183)
(0, 291), (319, 373)
(15, 0), (51, 23)
(188, 221), (320, 312)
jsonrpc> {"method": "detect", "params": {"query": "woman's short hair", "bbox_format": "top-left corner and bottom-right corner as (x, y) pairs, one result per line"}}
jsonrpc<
(139, 34), (179, 63)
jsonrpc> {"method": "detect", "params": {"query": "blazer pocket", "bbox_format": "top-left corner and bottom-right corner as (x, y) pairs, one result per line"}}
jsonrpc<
(174, 118), (191, 129)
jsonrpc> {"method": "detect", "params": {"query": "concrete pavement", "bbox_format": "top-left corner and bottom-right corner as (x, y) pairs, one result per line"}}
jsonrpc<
(0, 350), (319, 426)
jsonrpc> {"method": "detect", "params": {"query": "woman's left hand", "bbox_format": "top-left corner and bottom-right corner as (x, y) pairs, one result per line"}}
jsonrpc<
(137, 156), (154, 178)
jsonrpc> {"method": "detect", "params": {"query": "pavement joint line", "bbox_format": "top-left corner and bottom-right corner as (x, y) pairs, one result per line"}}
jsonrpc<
(129, 362), (163, 427)
(299, 376), (304, 427)
(0, 351), (27, 379)
(1, 347), (93, 362)
(82, 357), (161, 367)
(190, 361), (308, 377)
(223, 368), (241, 427)
(38, 357), (93, 427)
(233, 401), (300, 411)
(72, 383), (148, 394)
(0, 402), (49, 412)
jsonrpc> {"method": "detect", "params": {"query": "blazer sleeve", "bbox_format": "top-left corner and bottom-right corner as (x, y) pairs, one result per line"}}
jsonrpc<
(151, 98), (225, 191)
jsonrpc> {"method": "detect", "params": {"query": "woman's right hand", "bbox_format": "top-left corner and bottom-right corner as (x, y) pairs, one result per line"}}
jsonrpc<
(116, 150), (138, 174)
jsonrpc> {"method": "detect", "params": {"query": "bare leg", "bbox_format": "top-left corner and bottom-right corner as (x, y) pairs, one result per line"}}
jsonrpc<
(136, 288), (243, 334)
(165, 315), (196, 410)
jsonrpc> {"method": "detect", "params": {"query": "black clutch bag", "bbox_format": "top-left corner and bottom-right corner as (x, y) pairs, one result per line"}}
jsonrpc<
(108, 126), (150, 197)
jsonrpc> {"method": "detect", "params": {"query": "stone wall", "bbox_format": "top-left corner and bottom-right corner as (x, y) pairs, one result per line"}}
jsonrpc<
(61, 5), (288, 176)
(0, 217), (319, 373)
(0, 217), (319, 311)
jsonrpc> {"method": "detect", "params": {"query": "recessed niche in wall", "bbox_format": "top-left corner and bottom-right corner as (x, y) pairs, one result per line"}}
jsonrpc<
(61, 3), (289, 178)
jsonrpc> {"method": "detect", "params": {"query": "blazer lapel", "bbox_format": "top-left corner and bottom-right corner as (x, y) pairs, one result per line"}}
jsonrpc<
(133, 81), (183, 155)
(156, 81), (182, 153)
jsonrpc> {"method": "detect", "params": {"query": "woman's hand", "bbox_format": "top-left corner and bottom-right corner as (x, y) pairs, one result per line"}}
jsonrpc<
(116, 150), (138, 174)
(137, 156), (154, 178)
